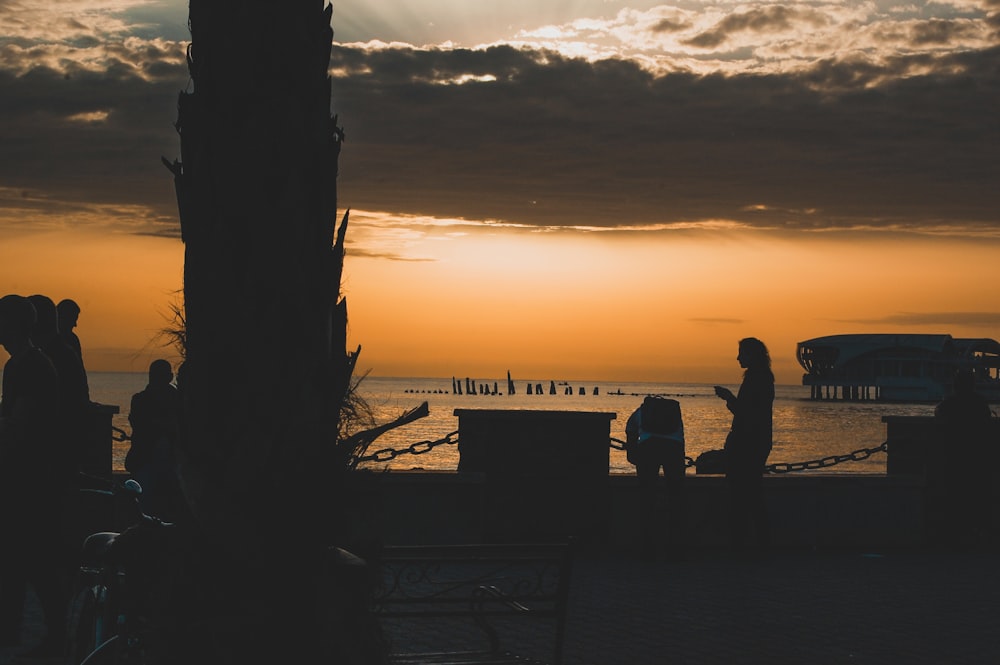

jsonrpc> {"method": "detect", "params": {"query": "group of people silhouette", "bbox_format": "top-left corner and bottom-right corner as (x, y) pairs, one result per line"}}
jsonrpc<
(0, 294), (92, 656)
(0, 293), (181, 658)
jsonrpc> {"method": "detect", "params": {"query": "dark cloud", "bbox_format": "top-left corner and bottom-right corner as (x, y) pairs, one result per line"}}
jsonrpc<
(134, 228), (182, 239)
(344, 247), (435, 262)
(651, 18), (691, 34)
(844, 312), (1000, 327)
(0, 42), (186, 225)
(690, 318), (745, 325)
(332, 43), (1000, 233)
(684, 6), (828, 49)
(909, 18), (980, 46)
(0, 35), (998, 240)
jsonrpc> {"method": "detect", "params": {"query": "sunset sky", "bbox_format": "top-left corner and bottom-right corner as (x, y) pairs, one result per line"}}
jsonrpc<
(1, 0), (998, 384)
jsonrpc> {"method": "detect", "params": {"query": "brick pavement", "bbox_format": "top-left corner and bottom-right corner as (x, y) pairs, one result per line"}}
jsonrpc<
(561, 547), (1000, 665)
(374, 545), (1000, 665)
(3, 547), (998, 664)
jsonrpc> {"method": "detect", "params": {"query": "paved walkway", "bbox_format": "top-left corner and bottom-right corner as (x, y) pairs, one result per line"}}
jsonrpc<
(3, 547), (998, 664)
(561, 547), (1000, 665)
(379, 546), (1000, 665)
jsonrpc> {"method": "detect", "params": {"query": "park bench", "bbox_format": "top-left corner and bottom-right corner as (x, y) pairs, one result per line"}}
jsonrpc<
(372, 542), (573, 665)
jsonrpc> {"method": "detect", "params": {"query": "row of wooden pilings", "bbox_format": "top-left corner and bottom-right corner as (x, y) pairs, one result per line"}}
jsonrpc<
(808, 383), (879, 401)
(440, 378), (601, 396)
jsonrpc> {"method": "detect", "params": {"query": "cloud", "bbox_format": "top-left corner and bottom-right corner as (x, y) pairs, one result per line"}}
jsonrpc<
(0, 2), (998, 242)
(0, 186), (178, 238)
(684, 6), (831, 49)
(0, 30), (187, 225)
(0, 0), (154, 44)
(843, 312), (1000, 327)
(345, 247), (436, 262)
(689, 317), (745, 325)
(332, 41), (1000, 235)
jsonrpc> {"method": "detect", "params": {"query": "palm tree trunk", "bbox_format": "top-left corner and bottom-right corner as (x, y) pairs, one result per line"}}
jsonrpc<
(162, 1), (356, 661)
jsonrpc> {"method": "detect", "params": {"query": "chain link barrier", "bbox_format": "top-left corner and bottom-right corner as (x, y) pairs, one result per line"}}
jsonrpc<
(611, 437), (698, 468)
(365, 432), (888, 473)
(112, 408), (888, 473)
(764, 441), (888, 474)
(355, 430), (460, 464)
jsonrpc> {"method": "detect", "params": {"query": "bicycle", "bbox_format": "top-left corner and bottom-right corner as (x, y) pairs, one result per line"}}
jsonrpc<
(67, 477), (173, 665)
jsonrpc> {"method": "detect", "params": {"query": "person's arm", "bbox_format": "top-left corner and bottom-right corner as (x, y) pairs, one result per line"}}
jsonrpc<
(714, 385), (736, 413)
(625, 409), (640, 446)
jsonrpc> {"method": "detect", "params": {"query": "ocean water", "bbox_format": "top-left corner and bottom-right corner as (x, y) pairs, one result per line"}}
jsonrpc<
(353, 376), (936, 474)
(85, 372), (935, 475)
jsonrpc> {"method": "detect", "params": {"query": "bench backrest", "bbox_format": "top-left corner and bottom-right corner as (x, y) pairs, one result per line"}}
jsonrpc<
(372, 542), (573, 663)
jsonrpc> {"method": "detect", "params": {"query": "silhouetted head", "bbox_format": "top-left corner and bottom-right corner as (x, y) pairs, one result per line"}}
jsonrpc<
(738, 337), (772, 373)
(149, 359), (174, 385)
(952, 368), (976, 396)
(27, 294), (58, 343)
(0, 294), (37, 349)
(57, 299), (80, 332)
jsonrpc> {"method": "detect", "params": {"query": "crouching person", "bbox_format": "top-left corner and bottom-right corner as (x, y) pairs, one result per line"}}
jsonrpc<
(626, 396), (686, 560)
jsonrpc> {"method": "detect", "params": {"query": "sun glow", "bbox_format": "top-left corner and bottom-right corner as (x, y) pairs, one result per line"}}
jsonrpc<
(343, 212), (1000, 384)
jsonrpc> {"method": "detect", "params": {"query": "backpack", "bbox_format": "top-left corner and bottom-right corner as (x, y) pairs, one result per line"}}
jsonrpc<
(626, 396), (683, 465)
(640, 396), (682, 437)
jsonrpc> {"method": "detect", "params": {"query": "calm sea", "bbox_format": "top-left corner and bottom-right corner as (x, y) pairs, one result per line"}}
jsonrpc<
(87, 372), (936, 475)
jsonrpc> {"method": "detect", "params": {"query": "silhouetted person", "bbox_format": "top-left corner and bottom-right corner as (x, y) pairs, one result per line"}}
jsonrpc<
(715, 337), (774, 552)
(127, 359), (182, 521)
(934, 369), (992, 424)
(0, 294), (69, 655)
(56, 298), (83, 359)
(28, 294), (90, 477)
(928, 369), (996, 548)
(625, 395), (686, 560)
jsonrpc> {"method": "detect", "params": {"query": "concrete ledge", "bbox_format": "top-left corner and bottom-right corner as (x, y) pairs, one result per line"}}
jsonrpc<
(370, 471), (926, 549)
(109, 469), (927, 549)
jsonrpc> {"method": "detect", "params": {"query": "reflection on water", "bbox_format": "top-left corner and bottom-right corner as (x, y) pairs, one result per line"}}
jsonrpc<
(356, 378), (936, 474)
(90, 373), (935, 474)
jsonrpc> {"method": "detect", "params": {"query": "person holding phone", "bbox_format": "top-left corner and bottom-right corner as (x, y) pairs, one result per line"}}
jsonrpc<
(714, 337), (774, 552)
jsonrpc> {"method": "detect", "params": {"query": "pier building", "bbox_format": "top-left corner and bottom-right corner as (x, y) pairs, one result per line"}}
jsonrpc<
(797, 334), (1000, 402)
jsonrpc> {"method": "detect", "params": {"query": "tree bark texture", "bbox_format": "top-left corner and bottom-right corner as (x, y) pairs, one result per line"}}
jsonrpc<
(163, 1), (357, 661)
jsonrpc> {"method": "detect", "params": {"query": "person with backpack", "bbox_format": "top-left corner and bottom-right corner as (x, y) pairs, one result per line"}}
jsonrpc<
(625, 395), (686, 560)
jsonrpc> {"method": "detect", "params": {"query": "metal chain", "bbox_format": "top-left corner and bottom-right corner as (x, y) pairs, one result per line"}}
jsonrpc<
(354, 431), (887, 474)
(356, 430), (459, 464)
(610, 437), (697, 468)
(611, 436), (887, 473)
(764, 441), (888, 474)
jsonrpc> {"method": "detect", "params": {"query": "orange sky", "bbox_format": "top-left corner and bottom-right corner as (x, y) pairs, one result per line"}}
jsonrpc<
(4, 214), (997, 386)
(1, 1), (997, 386)
(0, 228), (184, 373)
(342, 215), (1000, 384)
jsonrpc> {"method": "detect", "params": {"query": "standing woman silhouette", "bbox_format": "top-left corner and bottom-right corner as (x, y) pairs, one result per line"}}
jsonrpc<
(714, 337), (774, 551)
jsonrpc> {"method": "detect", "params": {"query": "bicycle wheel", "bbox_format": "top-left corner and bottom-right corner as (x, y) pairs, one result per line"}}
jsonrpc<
(67, 585), (113, 664)
(78, 635), (121, 665)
